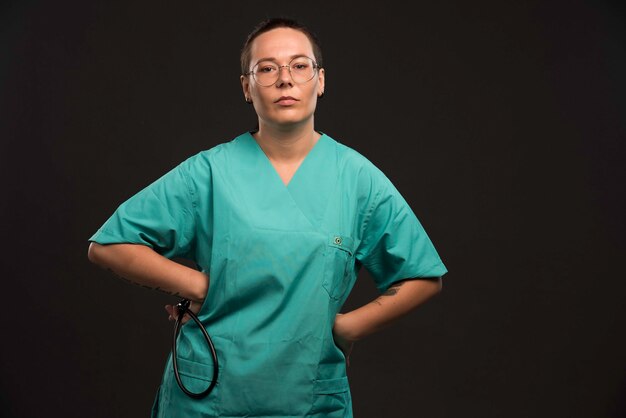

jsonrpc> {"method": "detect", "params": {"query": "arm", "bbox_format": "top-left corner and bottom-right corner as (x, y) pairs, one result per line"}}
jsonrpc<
(87, 242), (208, 303)
(333, 277), (442, 344)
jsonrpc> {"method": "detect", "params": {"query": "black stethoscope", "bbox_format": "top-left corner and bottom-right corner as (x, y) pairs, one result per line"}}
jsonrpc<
(172, 298), (219, 398)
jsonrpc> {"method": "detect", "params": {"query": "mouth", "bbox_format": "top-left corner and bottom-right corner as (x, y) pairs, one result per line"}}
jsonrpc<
(275, 96), (299, 105)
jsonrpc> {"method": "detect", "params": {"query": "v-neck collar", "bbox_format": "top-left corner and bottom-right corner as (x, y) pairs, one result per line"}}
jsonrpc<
(245, 131), (328, 189)
(231, 130), (339, 231)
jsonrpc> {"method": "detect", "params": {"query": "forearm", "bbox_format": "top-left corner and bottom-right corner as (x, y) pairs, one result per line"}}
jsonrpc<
(338, 278), (442, 341)
(87, 242), (208, 302)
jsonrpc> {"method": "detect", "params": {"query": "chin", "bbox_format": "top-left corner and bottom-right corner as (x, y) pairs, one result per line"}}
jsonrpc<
(269, 110), (314, 126)
(273, 119), (306, 129)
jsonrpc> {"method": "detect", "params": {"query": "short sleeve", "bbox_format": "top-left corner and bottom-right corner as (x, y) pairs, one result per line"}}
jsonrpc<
(88, 159), (197, 260)
(356, 170), (447, 293)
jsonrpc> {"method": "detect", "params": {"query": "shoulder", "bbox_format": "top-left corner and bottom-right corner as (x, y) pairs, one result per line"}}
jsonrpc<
(324, 133), (395, 195)
(177, 132), (250, 175)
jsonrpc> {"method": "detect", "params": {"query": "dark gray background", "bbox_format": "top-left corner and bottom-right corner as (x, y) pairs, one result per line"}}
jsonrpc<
(1, 0), (625, 417)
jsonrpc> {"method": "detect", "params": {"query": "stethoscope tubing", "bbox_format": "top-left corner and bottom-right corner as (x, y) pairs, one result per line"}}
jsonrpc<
(172, 298), (219, 399)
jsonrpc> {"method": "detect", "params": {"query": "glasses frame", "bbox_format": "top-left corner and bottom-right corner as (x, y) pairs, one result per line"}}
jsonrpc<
(245, 56), (321, 87)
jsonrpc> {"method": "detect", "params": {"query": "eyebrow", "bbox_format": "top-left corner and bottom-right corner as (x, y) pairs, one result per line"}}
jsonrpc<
(253, 54), (310, 66)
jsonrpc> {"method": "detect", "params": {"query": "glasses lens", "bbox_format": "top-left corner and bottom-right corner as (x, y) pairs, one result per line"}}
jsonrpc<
(289, 57), (316, 84)
(252, 57), (317, 86)
(253, 61), (279, 86)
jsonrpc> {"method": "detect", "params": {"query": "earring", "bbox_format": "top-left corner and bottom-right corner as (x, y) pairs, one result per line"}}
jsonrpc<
(245, 97), (252, 104)
(318, 91), (324, 98)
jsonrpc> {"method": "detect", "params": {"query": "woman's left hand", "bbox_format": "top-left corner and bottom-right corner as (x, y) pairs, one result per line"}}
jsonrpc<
(333, 313), (356, 366)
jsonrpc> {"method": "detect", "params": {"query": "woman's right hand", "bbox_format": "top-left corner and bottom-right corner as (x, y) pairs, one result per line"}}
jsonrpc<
(165, 299), (203, 325)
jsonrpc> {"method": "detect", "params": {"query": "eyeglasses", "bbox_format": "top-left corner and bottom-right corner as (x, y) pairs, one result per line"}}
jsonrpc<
(245, 56), (320, 87)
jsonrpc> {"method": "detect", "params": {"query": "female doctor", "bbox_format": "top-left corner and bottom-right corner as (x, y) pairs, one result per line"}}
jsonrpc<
(87, 17), (447, 418)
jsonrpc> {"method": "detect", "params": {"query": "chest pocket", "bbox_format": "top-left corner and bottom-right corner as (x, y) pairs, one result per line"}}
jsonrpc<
(322, 233), (356, 300)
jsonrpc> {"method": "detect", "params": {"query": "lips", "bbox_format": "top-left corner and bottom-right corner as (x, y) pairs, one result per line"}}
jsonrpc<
(275, 96), (298, 104)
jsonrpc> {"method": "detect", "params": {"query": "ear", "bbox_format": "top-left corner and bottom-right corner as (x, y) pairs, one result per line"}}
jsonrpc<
(241, 74), (251, 101)
(317, 67), (325, 97)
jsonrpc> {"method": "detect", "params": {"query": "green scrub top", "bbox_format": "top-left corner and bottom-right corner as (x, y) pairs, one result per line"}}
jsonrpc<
(89, 131), (447, 418)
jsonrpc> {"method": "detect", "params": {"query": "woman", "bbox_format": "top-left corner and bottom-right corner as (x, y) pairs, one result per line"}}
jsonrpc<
(87, 17), (447, 418)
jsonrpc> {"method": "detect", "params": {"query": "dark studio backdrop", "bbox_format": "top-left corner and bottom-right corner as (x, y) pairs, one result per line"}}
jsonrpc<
(1, 1), (624, 417)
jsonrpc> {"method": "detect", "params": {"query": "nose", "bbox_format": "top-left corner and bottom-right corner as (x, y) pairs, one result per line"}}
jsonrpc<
(275, 65), (293, 86)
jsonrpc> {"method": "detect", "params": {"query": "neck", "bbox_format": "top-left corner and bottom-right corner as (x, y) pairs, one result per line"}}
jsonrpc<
(253, 119), (321, 162)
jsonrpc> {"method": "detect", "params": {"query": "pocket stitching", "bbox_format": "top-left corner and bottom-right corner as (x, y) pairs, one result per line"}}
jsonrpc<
(313, 376), (349, 394)
(174, 356), (219, 382)
(322, 233), (356, 300)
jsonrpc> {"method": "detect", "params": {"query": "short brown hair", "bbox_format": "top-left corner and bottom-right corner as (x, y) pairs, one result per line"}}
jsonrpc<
(240, 17), (323, 75)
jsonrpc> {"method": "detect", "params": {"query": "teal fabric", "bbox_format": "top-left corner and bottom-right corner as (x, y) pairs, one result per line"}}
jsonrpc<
(90, 132), (447, 417)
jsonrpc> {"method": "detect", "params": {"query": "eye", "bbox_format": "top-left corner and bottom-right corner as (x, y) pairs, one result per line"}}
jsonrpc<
(257, 65), (277, 73)
(292, 62), (310, 71)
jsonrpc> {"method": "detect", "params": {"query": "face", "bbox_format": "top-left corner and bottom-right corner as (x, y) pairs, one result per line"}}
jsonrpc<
(241, 27), (325, 130)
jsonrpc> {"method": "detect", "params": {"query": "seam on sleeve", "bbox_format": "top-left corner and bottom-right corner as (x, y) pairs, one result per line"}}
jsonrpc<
(180, 160), (198, 209)
(177, 163), (197, 255)
(180, 158), (203, 244)
(88, 229), (156, 248)
(399, 260), (448, 281)
(360, 185), (384, 240)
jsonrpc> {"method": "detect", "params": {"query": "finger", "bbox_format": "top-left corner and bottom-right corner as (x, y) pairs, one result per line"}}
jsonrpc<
(167, 305), (185, 323)
(165, 305), (177, 320)
(173, 305), (192, 324)
(347, 343), (353, 367)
